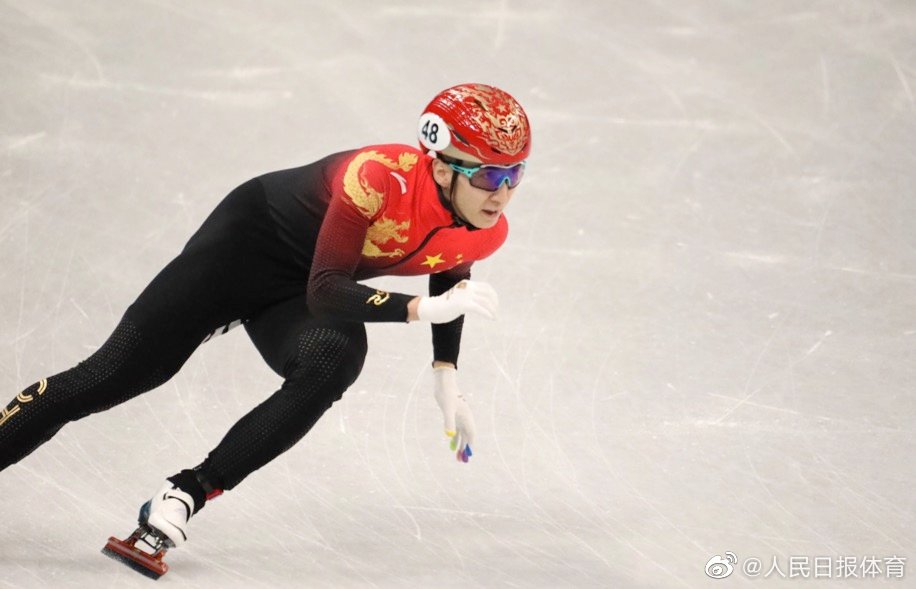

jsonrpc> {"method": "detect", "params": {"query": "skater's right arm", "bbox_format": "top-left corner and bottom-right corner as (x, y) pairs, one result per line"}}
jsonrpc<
(307, 185), (415, 322)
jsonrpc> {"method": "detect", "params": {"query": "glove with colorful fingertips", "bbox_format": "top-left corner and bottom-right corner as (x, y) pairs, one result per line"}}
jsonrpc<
(432, 365), (476, 463)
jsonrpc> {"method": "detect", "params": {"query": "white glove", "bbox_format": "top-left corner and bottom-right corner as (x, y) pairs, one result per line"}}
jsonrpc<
(416, 280), (498, 324)
(432, 366), (476, 463)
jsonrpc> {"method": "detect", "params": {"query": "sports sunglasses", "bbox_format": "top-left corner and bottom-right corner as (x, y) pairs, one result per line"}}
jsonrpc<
(442, 158), (526, 192)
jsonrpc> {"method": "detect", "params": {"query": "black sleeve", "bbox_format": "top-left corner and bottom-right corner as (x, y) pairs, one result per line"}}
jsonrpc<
(429, 263), (472, 367)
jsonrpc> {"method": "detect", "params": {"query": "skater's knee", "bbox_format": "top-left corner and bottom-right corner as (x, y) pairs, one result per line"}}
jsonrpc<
(85, 316), (183, 385)
(58, 316), (188, 418)
(286, 325), (367, 387)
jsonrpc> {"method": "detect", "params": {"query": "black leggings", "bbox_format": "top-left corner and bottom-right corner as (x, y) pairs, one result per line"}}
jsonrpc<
(0, 179), (367, 491)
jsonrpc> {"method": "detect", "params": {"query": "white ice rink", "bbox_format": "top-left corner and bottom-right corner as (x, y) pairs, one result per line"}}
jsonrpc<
(1, 1), (914, 588)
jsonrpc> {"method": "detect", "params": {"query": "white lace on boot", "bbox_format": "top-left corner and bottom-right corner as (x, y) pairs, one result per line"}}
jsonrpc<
(141, 482), (195, 548)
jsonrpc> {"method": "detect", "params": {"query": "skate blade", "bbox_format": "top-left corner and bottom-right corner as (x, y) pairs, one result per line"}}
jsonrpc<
(102, 536), (169, 580)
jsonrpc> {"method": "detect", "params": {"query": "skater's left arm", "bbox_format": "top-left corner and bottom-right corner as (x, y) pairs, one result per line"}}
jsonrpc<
(425, 263), (479, 463)
(428, 263), (472, 368)
(421, 225), (508, 463)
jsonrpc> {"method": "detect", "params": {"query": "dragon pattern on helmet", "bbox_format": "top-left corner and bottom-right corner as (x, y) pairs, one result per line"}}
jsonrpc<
(419, 83), (531, 165)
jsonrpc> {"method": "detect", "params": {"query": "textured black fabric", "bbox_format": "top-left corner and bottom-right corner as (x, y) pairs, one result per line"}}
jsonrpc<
(0, 317), (175, 469)
(195, 295), (367, 491)
(0, 178), (357, 478)
(429, 264), (472, 367)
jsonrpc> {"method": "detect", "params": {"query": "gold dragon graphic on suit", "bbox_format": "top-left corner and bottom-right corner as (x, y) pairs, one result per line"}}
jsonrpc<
(342, 150), (416, 259)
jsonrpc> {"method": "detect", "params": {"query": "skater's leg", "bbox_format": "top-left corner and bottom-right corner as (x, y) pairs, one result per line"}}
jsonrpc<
(189, 295), (367, 493)
(0, 308), (206, 471)
(0, 178), (299, 470)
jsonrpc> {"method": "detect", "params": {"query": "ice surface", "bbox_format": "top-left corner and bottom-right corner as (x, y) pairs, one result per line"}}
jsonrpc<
(1, 1), (914, 588)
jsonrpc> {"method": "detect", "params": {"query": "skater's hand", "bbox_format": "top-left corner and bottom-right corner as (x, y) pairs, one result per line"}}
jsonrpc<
(432, 366), (475, 463)
(416, 280), (498, 324)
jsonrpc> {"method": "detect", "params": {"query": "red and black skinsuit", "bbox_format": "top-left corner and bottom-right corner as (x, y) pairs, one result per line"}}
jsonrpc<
(0, 144), (507, 509)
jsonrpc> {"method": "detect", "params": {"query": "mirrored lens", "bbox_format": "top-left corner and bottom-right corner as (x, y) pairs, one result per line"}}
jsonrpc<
(469, 163), (525, 191)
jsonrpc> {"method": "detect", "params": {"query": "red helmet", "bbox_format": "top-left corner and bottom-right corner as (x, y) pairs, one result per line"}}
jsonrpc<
(418, 83), (531, 165)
